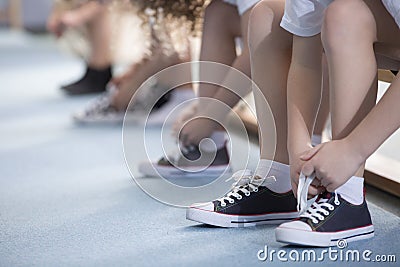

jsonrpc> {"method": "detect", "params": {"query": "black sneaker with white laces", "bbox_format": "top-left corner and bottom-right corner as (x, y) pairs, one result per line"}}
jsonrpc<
(186, 170), (299, 227)
(138, 143), (232, 178)
(275, 191), (374, 247)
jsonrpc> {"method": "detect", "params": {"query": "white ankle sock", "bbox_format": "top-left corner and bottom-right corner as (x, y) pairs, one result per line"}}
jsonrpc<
(311, 134), (322, 147)
(210, 131), (227, 150)
(255, 159), (292, 193)
(336, 176), (364, 205)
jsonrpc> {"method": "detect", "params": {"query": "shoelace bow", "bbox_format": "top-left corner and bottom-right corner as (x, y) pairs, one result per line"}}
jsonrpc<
(217, 170), (276, 207)
(297, 173), (340, 224)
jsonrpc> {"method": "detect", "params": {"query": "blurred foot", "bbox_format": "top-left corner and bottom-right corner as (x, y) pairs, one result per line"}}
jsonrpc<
(61, 65), (112, 95)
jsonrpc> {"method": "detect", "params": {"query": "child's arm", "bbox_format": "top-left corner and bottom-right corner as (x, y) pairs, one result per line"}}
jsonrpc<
(47, 1), (107, 37)
(347, 74), (400, 160)
(301, 74), (400, 191)
(60, 1), (107, 29)
(287, 34), (324, 195)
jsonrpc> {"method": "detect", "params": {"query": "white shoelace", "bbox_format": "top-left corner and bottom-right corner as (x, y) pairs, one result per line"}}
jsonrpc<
(297, 173), (340, 224)
(217, 170), (276, 207)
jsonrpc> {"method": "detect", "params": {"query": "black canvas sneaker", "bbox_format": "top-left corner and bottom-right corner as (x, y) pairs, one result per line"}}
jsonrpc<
(275, 174), (374, 247)
(138, 143), (232, 178)
(186, 170), (299, 227)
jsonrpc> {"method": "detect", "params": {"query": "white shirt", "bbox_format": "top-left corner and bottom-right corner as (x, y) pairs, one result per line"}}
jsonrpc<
(281, 0), (400, 37)
(382, 0), (400, 28)
(223, 0), (261, 15)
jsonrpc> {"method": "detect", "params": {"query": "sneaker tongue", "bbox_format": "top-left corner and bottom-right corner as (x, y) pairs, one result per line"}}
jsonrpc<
(318, 191), (334, 201)
(252, 175), (276, 187)
(158, 145), (199, 166)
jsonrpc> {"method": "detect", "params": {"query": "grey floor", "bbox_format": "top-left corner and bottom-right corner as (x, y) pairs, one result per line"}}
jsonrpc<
(0, 30), (399, 267)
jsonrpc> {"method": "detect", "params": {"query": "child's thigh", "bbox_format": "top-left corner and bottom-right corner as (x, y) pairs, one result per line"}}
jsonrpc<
(248, 0), (288, 49)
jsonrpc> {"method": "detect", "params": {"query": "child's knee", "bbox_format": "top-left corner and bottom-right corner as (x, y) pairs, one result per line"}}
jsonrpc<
(204, 0), (232, 22)
(322, 0), (376, 50)
(203, 0), (240, 35)
(249, 0), (283, 51)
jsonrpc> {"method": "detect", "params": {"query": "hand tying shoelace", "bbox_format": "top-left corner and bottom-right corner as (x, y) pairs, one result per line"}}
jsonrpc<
(217, 170), (276, 207)
(296, 172), (340, 224)
(276, 173), (373, 246)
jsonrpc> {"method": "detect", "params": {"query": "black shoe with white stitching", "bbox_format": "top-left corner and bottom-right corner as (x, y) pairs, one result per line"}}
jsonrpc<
(186, 170), (299, 227)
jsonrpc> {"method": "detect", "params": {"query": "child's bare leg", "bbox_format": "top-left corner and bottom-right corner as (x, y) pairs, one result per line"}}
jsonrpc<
(84, 3), (111, 69)
(313, 55), (330, 140)
(111, 49), (183, 110)
(249, 0), (292, 164)
(199, 8), (252, 106)
(322, 0), (381, 178)
(179, 4), (252, 145)
(198, 0), (241, 98)
(59, 2), (113, 95)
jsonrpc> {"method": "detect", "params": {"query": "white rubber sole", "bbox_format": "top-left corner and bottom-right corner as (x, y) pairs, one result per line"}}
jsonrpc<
(72, 112), (158, 125)
(138, 161), (232, 179)
(186, 207), (299, 227)
(275, 224), (374, 247)
(73, 113), (124, 124)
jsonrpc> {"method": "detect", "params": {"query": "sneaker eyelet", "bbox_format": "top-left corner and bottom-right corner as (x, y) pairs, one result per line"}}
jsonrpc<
(328, 206), (334, 211)
(228, 199), (234, 204)
(253, 188), (258, 192)
(334, 200), (340, 205)
(245, 192), (250, 197)
(221, 203), (226, 207)
(237, 195), (242, 200)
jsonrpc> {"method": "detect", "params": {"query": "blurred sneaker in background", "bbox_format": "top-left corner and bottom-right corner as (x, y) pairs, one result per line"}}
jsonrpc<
(73, 84), (194, 125)
(62, 66), (113, 95)
(138, 132), (232, 178)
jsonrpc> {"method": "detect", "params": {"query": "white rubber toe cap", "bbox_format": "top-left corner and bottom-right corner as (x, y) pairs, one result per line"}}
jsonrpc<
(138, 161), (158, 176)
(278, 220), (312, 231)
(72, 111), (85, 122)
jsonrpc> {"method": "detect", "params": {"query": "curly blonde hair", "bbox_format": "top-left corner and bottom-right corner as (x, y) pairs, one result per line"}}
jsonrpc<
(131, 0), (208, 34)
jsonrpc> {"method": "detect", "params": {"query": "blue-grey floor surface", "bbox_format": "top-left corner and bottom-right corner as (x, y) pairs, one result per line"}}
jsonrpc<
(0, 30), (399, 267)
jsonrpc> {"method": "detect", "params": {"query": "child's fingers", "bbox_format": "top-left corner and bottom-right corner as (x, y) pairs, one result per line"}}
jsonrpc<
(291, 181), (298, 198)
(307, 184), (324, 197)
(301, 161), (315, 177)
(311, 178), (321, 187)
(300, 144), (323, 161)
